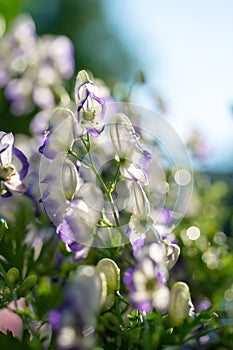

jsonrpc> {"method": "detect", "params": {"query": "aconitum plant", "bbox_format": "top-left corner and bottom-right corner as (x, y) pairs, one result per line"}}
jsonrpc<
(0, 17), (225, 349)
(33, 70), (219, 349)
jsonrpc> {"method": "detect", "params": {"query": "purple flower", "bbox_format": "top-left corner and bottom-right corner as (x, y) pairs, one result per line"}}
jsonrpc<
(48, 265), (107, 350)
(57, 183), (104, 259)
(48, 309), (62, 332)
(0, 132), (29, 195)
(39, 108), (75, 159)
(197, 299), (212, 312)
(40, 157), (80, 226)
(74, 70), (105, 137)
(0, 14), (74, 116)
(124, 243), (170, 313)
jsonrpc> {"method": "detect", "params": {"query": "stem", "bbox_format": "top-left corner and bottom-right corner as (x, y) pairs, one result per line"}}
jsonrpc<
(115, 291), (130, 305)
(87, 149), (120, 227)
(69, 137), (120, 227)
(80, 136), (120, 227)
(110, 160), (121, 192)
(68, 148), (91, 168)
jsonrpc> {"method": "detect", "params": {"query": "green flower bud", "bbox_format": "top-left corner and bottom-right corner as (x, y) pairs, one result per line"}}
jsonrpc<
(169, 282), (195, 326)
(7, 267), (19, 288)
(16, 274), (37, 297)
(96, 258), (120, 295)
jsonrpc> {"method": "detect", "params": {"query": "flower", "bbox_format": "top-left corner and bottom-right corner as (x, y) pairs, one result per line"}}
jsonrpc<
(169, 282), (195, 326)
(110, 113), (152, 185)
(49, 265), (107, 350)
(0, 132), (29, 195)
(127, 181), (154, 243)
(124, 243), (170, 313)
(0, 14), (74, 116)
(97, 258), (120, 309)
(39, 108), (75, 160)
(40, 157), (80, 226)
(74, 70), (105, 137)
(57, 183), (104, 259)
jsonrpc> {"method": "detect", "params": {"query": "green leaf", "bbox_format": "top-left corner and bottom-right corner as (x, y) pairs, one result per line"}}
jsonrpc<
(0, 217), (8, 241)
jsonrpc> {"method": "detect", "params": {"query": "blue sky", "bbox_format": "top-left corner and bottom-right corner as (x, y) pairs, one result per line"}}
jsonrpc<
(103, 0), (233, 172)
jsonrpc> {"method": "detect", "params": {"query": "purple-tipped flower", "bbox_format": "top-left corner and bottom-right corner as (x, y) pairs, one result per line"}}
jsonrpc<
(74, 70), (105, 137)
(110, 113), (152, 185)
(0, 132), (29, 195)
(39, 108), (75, 160)
(57, 183), (104, 259)
(40, 157), (80, 226)
(124, 243), (170, 313)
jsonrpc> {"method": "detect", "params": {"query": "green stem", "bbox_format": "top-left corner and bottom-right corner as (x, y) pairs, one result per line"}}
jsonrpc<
(110, 161), (121, 192)
(68, 148), (91, 168)
(88, 150), (120, 227)
(80, 136), (120, 227)
(69, 142), (120, 227)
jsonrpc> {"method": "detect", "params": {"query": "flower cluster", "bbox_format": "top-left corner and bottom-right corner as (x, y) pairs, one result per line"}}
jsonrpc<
(0, 14), (74, 118)
(38, 70), (155, 254)
(38, 70), (195, 337)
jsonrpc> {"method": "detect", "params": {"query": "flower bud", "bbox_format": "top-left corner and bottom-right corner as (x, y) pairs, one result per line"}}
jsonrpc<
(163, 240), (180, 270)
(96, 258), (120, 294)
(110, 113), (136, 159)
(16, 274), (37, 297)
(169, 282), (195, 326)
(7, 267), (19, 288)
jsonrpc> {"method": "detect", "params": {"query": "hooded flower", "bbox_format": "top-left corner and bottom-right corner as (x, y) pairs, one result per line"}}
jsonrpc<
(40, 157), (80, 226)
(39, 108), (75, 160)
(127, 181), (154, 243)
(110, 113), (152, 185)
(0, 132), (29, 195)
(57, 183), (104, 259)
(74, 70), (105, 137)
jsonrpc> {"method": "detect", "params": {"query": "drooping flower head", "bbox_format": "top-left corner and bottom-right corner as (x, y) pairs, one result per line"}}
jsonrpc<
(38, 108), (75, 160)
(110, 113), (152, 185)
(74, 70), (105, 137)
(0, 132), (29, 195)
(169, 282), (195, 326)
(127, 181), (154, 243)
(57, 183), (104, 260)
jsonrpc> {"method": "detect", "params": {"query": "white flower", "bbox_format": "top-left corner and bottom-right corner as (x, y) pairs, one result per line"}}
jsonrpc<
(110, 113), (152, 185)
(0, 132), (28, 194)
(128, 182), (153, 242)
(39, 108), (75, 159)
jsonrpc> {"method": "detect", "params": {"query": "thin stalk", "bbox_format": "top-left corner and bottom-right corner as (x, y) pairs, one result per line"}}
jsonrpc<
(87, 150), (120, 226)
(80, 136), (120, 227)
